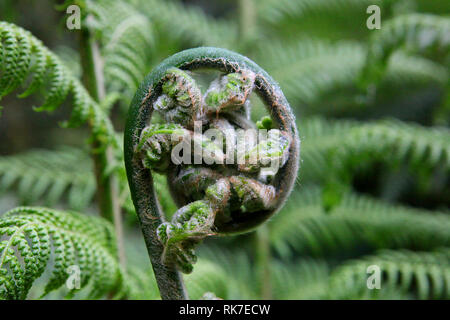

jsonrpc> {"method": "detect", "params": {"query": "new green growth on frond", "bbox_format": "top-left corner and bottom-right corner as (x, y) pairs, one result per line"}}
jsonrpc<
(269, 187), (450, 258)
(0, 207), (123, 300)
(0, 147), (96, 211)
(329, 249), (450, 299)
(0, 22), (116, 147)
(361, 13), (450, 87)
(299, 117), (450, 183)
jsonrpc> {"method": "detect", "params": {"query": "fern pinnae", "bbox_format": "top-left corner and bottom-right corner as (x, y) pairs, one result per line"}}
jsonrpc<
(0, 147), (97, 210)
(328, 249), (450, 299)
(361, 13), (450, 87)
(136, 0), (237, 48)
(270, 187), (450, 258)
(255, 39), (446, 110)
(0, 207), (122, 299)
(86, 0), (154, 103)
(299, 117), (450, 184)
(0, 22), (31, 97)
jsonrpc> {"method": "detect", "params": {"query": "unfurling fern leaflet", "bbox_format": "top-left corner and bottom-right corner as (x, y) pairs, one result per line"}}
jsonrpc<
(0, 207), (122, 300)
(0, 21), (116, 147)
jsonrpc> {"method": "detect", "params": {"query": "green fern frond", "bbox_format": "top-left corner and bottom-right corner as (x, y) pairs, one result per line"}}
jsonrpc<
(0, 147), (96, 210)
(256, 0), (400, 41)
(136, 0), (237, 48)
(269, 187), (450, 258)
(255, 40), (447, 108)
(258, 0), (383, 26)
(54, 45), (81, 79)
(271, 259), (330, 299)
(86, 0), (154, 103)
(329, 249), (450, 299)
(300, 117), (450, 183)
(361, 13), (450, 87)
(192, 247), (258, 299)
(184, 259), (235, 300)
(119, 254), (254, 300)
(120, 267), (160, 300)
(0, 21), (116, 146)
(0, 145), (175, 219)
(256, 40), (365, 106)
(0, 207), (122, 300)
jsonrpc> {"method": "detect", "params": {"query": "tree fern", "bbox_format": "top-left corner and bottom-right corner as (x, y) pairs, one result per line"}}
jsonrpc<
(255, 40), (447, 109)
(0, 146), (175, 219)
(0, 207), (122, 300)
(1, 0), (449, 301)
(0, 21), (116, 146)
(135, 0), (237, 48)
(299, 117), (450, 184)
(0, 147), (96, 210)
(120, 266), (160, 300)
(270, 259), (330, 299)
(258, 0), (385, 29)
(361, 13), (450, 87)
(269, 187), (450, 258)
(329, 248), (450, 299)
(86, 0), (154, 104)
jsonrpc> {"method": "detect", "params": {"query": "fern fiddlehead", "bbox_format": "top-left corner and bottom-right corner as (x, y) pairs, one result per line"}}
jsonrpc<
(124, 47), (299, 299)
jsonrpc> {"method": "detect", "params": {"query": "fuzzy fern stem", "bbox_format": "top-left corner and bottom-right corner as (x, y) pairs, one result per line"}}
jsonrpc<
(79, 24), (126, 267)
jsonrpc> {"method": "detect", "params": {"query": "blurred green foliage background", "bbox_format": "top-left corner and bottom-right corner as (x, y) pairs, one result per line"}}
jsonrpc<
(0, 0), (449, 299)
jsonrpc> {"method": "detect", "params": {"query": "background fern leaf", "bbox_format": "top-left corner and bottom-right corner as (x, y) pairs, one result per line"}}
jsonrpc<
(0, 207), (122, 300)
(0, 21), (116, 147)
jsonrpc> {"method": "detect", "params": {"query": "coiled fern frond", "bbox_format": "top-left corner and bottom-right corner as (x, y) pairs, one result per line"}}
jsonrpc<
(329, 249), (450, 299)
(0, 207), (122, 300)
(0, 21), (116, 146)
